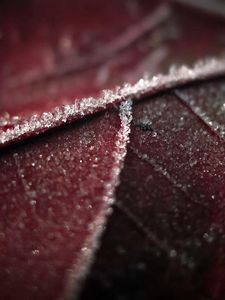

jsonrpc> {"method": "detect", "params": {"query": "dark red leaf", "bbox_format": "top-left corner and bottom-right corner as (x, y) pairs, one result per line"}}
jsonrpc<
(0, 104), (132, 299)
(80, 77), (225, 300)
(1, 1), (225, 300)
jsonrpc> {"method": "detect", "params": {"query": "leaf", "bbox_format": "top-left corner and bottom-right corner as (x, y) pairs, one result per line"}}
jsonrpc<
(0, 101), (132, 300)
(1, 1), (225, 300)
(80, 78), (225, 300)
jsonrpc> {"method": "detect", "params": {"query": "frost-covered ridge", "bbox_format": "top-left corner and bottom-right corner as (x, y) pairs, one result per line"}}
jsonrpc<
(1, 57), (225, 147)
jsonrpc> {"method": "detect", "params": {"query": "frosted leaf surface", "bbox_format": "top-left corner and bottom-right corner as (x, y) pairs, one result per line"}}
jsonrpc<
(1, 1), (225, 300)
(174, 80), (225, 138)
(81, 80), (225, 300)
(0, 106), (132, 300)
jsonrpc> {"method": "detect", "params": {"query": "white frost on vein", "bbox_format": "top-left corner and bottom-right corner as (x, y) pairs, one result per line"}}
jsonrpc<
(1, 57), (225, 145)
(65, 100), (133, 297)
(104, 99), (133, 205)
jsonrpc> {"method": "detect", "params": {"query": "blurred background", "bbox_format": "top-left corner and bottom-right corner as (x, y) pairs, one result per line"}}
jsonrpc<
(0, 0), (224, 120)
